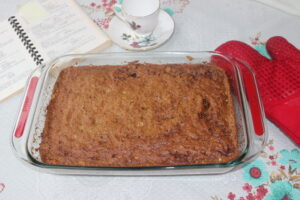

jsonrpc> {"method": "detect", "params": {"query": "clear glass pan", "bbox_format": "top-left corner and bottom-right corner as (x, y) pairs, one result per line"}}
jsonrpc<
(11, 52), (268, 175)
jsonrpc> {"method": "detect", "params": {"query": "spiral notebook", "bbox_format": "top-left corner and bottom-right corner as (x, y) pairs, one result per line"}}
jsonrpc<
(0, 0), (111, 102)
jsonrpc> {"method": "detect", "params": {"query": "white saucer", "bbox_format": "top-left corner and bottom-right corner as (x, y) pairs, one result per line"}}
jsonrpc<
(106, 9), (175, 51)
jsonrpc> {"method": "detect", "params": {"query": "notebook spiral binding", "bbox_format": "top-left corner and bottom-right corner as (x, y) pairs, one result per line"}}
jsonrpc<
(8, 16), (44, 65)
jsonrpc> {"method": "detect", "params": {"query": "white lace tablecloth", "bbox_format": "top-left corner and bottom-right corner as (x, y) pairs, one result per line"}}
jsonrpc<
(0, 0), (299, 199)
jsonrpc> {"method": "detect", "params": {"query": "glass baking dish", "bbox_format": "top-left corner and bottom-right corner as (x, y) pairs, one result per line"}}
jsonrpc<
(11, 52), (268, 175)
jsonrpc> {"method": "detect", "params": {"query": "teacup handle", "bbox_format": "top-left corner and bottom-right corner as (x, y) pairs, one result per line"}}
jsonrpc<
(113, 1), (127, 22)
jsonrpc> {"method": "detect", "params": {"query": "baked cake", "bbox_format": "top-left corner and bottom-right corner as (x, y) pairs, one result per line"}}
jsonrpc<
(39, 62), (239, 167)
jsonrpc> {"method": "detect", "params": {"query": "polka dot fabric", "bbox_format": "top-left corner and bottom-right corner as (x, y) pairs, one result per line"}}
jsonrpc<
(216, 36), (300, 146)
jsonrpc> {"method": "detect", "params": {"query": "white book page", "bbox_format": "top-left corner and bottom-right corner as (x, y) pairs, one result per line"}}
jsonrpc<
(0, 21), (38, 101)
(16, 0), (111, 63)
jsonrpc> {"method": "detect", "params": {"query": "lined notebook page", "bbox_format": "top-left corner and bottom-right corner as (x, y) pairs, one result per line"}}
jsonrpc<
(0, 21), (37, 101)
(16, 0), (111, 62)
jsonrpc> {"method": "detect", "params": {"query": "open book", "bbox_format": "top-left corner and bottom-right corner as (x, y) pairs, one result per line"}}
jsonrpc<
(0, 0), (111, 101)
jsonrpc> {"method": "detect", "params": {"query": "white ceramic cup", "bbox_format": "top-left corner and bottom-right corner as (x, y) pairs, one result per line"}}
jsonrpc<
(114, 0), (160, 37)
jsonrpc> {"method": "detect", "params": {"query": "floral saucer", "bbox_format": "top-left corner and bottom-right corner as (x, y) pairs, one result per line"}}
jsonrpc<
(106, 9), (174, 51)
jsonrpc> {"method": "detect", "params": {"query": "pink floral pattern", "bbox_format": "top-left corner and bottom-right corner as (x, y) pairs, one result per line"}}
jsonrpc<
(211, 139), (300, 200)
(80, 0), (116, 30)
(242, 183), (252, 193)
(0, 183), (5, 193)
(250, 32), (266, 46)
(249, 32), (271, 59)
(228, 192), (236, 200)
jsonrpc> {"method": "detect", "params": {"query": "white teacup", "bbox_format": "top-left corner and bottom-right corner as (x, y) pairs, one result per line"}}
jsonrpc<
(114, 0), (160, 37)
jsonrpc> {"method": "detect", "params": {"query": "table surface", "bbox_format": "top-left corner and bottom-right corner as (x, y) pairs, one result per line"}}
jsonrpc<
(0, 0), (299, 200)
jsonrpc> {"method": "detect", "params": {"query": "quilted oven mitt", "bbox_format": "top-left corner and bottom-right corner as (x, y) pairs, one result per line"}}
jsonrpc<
(215, 36), (300, 146)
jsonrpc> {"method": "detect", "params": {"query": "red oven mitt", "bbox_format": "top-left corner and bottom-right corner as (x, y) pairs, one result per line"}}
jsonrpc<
(215, 36), (300, 146)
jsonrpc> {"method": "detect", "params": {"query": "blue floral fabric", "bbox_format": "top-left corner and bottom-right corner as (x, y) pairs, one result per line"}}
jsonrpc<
(265, 180), (300, 200)
(279, 149), (300, 170)
(242, 160), (269, 187)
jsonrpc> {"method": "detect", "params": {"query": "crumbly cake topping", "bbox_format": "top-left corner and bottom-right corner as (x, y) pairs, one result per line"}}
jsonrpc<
(39, 63), (239, 167)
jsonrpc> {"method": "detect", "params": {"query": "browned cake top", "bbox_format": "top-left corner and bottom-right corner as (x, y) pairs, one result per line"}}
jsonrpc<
(39, 62), (239, 167)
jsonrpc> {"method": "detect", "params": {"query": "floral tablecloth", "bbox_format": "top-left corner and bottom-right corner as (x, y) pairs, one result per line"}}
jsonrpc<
(0, 0), (299, 199)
